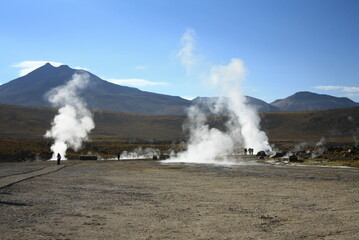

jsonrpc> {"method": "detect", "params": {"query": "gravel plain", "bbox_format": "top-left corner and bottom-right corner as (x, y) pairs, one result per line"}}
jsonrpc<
(0, 159), (358, 239)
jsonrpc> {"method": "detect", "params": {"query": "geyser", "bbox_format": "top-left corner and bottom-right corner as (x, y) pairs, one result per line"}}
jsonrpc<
(164, 58), (271, 165)
(44, 73), (95, 160)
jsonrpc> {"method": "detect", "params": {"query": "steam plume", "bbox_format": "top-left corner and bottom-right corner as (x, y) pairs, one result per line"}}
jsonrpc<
(311, 137), (326, 159)
(209, 58), (270, 152)
(167, 105), (235, 164)
(44, 73), (95, 160)
(119, 147), (160, 160)
(176, 28), (198, 74)
(165, 58), (271, 165)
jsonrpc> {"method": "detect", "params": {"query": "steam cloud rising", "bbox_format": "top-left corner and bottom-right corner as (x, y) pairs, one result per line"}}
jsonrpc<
(176, 28), (198, 74)
(165, 58), (271, 165)
(44, 73), (95, 160)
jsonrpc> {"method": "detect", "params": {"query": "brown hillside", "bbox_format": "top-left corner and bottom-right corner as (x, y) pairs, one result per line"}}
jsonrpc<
(261, 107), (359, 142)
(0, 104), (358, 143)
(0, 104), (186, 141)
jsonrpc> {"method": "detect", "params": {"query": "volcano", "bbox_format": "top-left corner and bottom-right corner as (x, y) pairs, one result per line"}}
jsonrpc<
(0, 63), (190, 115)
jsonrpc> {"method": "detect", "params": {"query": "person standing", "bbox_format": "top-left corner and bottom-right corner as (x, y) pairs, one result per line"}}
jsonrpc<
(57, 153), (61, 165)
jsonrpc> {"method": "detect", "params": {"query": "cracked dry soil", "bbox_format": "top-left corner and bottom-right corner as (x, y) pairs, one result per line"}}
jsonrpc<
(0, 160), (358, 239)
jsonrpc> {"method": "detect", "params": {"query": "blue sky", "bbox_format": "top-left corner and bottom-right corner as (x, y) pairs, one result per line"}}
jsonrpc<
(1, 0), (358, 102)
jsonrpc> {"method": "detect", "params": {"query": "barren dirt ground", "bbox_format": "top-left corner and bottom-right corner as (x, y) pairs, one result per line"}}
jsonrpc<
(0, 160), (358, 240)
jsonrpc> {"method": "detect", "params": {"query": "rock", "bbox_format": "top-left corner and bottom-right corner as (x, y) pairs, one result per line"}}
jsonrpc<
(269, 152), (286, 158)
(257, 151), (266, 159)
(79, 155), (98, 160)
(289, 155), (303, 163)
(160, 154), (170, 160)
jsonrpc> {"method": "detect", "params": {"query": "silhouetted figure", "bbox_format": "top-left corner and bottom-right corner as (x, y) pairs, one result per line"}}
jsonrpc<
(248, 148), (254, 155)
(117, 152), (121, 160)
(244, 148), (247, 155)
(57, 153), (61, 165)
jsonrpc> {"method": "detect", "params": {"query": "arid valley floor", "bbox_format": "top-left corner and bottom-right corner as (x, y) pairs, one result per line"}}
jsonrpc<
(1, 159), (358, 239)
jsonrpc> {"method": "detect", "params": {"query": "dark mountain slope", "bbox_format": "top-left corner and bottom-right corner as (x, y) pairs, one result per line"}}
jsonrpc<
(0, 63), (190, 115)
(246, 96), (280, 112)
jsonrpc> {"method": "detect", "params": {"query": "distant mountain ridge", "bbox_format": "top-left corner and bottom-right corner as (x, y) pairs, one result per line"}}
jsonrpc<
(192, 96), (279, 113)
(0, 63), (190, 115)
(271, 91), (359, 111)
(0, 63), (358, 114)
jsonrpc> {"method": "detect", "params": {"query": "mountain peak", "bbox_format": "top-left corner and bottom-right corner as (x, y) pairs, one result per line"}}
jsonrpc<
(38, 63), (72, 71)
(58, 64), (72, 70)
(271, 91), (359, 111)
(0, 63), (190, 115)
(39, 62), (57, 69)
(292, 91), (315, 96)
(26, 63), (75, 78)
(43, 62), (53, 67)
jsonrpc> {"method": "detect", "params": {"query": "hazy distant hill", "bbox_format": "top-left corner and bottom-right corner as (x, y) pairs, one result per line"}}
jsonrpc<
(0, 63), (190, 115)
(271, 91), (359, 111)
(1, 103), (358, 143)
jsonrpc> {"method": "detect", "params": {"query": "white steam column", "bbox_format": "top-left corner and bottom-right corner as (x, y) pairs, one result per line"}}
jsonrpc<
(44, 73), (95, 160)
(165, 58), (271, 165)
(209, 58), (271, 152)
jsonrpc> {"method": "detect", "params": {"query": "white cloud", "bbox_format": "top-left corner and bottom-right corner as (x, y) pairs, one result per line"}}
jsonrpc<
(315, 85), (359, 93)
(181, 96), (196, 100)
(12, 61), (64, 76)
(176, 28), (199, 73)
(106, 78), (169, 87)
